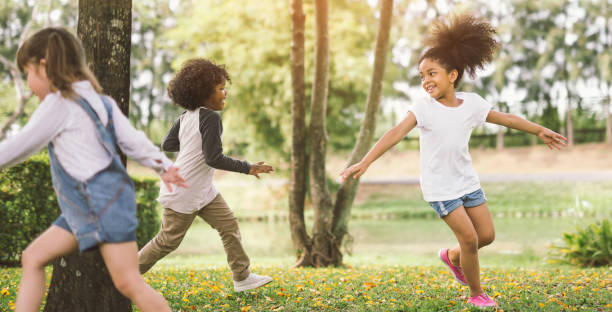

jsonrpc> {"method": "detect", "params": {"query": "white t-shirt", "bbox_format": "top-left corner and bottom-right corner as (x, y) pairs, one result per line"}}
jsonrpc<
(0, 81), (172, 182)
(408, 92), (491, 202)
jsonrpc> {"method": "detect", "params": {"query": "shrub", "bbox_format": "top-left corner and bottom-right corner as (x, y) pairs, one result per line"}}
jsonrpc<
(0, 153), (58, 266)
(549, 219), (612, 267)
(0, 153), (161, 266)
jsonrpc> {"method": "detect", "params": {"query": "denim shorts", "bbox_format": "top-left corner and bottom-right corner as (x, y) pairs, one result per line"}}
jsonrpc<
(428, 189), (487, 218)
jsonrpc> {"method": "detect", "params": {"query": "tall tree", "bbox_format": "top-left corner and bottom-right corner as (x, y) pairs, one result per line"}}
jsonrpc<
(331, 0), (393, 265)
(44, 1), (133, 311)
(288, 0), (311, 263)
(307, 0), (334, 267)
(291, 0), (393, 267)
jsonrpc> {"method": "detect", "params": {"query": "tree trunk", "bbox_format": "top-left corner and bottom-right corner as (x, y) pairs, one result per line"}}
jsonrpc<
(44, 251), (130, 311)
(308, 0), (335, 268)
(45, 1), (133, 311)
(496, 127), (504, 150)
(331, 0), (393, 266)
(288, 0), (313, 266)
(566, 97), (574, 148)
(606, 97), (611, 145)
(496, 103), (505, 150)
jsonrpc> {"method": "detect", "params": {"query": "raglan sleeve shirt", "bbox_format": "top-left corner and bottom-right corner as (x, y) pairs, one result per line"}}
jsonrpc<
(161, 114), (182, 152)
(198, 109), (250, 174)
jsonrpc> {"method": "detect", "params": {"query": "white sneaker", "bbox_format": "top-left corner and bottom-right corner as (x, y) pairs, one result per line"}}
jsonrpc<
(233, 273), (273, 292)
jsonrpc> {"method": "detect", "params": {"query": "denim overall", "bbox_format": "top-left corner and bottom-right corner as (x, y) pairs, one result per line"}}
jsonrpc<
(49, 96), (138, 251)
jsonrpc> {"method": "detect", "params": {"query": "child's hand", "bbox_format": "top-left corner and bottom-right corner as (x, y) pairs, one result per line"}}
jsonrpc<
(161, 166), (189, 192)
(340, 162), (368, 182)
(537, 128), (567, 150)
(249, 161), (274, 179)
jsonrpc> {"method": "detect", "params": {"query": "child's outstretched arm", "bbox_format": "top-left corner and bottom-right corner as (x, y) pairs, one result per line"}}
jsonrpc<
(199, 109), (251, 174)
(486, 110), (567, 150)
(248, 161), (274, 179)
(340, 112), (417, 182)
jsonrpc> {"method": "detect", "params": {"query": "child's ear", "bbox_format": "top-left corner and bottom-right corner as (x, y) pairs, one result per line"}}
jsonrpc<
(449, 69), (458, 84)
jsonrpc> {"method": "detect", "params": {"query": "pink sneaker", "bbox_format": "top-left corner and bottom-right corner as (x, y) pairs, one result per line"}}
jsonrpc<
(438, 248), (467, 286)
(468, 293), (497, 307)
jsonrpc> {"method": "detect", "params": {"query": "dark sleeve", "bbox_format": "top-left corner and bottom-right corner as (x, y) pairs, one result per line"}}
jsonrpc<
(161, 114), (182, 152)
(199, 109), (251, 174)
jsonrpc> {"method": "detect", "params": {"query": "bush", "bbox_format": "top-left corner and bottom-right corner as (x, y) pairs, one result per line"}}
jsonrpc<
(133, 178), (161, 248)
(550, 219), (612, 267)
(0, 153), (161, 266)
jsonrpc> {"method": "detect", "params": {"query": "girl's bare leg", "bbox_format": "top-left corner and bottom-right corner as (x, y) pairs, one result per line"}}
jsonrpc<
(99, 242), (170, 312)
(442, 206), (484, 297)
(448, 203), (495, 266)
(16, 225), (78, 312)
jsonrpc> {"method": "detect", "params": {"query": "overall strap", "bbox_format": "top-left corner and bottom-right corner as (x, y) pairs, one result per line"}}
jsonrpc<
(74, 96), (118, 157)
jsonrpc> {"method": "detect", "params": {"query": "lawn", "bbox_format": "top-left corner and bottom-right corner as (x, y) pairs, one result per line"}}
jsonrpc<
(2, 155), (611, 311)
(1, 264), (610, 311)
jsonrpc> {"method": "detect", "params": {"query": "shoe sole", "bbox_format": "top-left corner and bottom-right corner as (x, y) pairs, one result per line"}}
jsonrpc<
(438, 249), (468, 286)
(234, 277), (273, 292)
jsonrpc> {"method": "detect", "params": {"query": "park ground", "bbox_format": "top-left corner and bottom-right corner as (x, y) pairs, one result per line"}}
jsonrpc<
(1, 143), (611, 311)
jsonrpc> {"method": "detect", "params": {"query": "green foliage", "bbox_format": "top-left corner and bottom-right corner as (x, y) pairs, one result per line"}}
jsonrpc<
(0, 153), (58, 266)
(132, 178), (161, 249)
(0, 154), (161, 266)
(164, 0), (378, 156)
(550, 219), (612, 267)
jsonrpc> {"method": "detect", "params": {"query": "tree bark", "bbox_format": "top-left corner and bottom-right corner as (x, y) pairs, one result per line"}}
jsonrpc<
(331, 0), (393, 266)
(565, 96), (574, 148)
(44, 251), (131, 312)
(288, 0), (313, 266)
(45, 1), (133, 311)
(308, 0), (335, 268)
(496, 102), (505, 150)
(606, 97), (611, 145)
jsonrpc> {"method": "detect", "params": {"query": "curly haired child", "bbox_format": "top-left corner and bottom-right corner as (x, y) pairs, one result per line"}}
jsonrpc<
(341, 14), (567, 307)
(138, 58), (274, 292)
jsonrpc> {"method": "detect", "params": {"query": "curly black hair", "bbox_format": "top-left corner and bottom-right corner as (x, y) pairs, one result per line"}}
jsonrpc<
(167, 58), (231, 110)
(419, 14), (500, 88)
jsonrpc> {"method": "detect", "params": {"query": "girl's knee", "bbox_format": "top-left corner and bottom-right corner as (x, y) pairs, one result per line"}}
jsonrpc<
(21, 246), (44, 269)
(458, 233), (479, 252)
(112, 273), (144, 298)
(480, 231), (495, 247)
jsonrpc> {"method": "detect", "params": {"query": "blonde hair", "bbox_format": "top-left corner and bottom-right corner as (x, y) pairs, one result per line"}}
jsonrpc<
(17, 27), (102, 98)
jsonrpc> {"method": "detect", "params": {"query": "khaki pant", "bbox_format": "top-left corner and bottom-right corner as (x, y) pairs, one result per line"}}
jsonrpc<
(138, 194), (250, 281)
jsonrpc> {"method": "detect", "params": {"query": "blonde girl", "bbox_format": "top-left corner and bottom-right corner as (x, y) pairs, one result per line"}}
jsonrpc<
(0, 27), (188, 311)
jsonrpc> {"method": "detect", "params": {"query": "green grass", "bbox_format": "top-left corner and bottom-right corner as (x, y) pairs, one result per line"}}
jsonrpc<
(351, 181), (612, 219)
(1, 264), (610, 311)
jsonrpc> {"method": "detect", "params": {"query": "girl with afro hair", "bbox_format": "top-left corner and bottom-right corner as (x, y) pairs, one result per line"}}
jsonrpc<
(341, 14), (567, 307)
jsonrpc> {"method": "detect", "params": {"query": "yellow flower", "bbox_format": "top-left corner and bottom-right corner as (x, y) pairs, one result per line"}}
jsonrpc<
(1, 288), (9, 296)
(240, 306), (252, 312)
